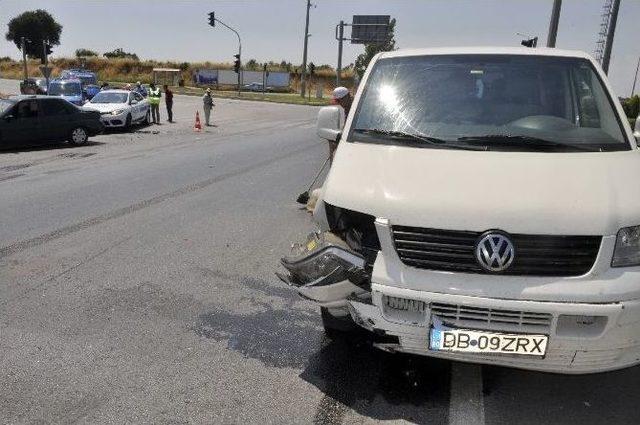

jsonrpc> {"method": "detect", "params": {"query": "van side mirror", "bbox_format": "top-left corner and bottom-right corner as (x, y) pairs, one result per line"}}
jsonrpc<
(316, 106), (345, 142)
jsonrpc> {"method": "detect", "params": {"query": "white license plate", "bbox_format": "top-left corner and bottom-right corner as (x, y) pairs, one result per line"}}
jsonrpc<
(430, 328), (548, 356)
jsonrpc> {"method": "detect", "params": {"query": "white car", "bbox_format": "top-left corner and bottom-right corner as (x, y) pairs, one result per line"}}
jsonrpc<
(83, 89), (150, 128)
(280, 47), (640, 374)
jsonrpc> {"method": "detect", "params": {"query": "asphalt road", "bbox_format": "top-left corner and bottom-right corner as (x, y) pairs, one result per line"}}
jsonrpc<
(1, 78), (640, 424)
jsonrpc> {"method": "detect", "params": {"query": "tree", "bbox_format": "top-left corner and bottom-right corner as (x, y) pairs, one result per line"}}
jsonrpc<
(354, 18), (396, 79)
(622, 95), (640, 119)
(75, 48), (98, 57)
(103, 48), (139, 61)
(5, 9), (62, 60)
(245, 58), (258, 70)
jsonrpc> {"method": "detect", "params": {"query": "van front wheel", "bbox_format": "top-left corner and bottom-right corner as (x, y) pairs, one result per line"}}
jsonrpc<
(321, 307), (357, 339)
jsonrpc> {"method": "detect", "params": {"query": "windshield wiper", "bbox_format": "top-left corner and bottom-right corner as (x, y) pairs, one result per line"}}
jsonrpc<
(457, 134), (598, 152)
(353, 128), (486, 151)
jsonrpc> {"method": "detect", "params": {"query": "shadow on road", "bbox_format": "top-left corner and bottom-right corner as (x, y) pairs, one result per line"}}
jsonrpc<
(300, 332), (450, 425)
(482, 363), (640, 425)
(190, 269), (451, 425)
(0, 141), (106, 154)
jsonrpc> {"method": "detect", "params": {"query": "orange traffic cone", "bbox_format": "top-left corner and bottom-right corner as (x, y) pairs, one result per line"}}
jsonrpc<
(194, 111), (202, 132)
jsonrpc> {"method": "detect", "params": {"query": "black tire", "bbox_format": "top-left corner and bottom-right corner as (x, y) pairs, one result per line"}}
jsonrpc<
(321, 307), (358, 340)
(68, 127), (88, 146)
(125, 114), (132, 129)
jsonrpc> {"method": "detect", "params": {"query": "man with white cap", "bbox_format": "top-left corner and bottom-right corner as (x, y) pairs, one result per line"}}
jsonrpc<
(332, 86), (353, 116)
(328, 86), (353, 162)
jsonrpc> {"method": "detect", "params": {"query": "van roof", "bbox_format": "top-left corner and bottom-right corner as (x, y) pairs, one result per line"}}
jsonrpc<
(378, 46), (594, 60)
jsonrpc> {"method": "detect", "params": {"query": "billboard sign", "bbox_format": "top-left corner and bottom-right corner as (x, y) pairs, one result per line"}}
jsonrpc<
(351, 15), (390, 44)
(194, 69), (218, 85)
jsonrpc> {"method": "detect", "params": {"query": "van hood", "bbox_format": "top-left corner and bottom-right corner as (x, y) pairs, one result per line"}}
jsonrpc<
(323, 142), (640, 236)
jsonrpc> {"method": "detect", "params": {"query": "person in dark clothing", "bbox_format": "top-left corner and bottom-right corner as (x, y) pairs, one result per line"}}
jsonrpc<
(164, 85), (174, 123)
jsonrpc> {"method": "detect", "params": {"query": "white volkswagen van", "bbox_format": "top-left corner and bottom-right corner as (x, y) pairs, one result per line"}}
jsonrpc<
(280, 47), (640, 374)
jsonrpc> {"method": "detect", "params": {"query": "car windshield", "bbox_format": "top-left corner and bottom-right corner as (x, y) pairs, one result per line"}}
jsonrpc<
(0, 99), (16, 114)
(351, 54), (629, 152)
(90, 92), (128, 104)
(48, 82), (82, 96)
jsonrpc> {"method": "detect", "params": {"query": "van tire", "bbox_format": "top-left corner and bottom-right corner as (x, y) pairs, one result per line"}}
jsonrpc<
(321, 307), (357, 339)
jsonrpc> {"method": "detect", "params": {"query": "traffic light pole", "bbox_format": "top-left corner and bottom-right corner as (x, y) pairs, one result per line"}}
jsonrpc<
(213, 17), (242, 95)
(336, 21), (344, 86)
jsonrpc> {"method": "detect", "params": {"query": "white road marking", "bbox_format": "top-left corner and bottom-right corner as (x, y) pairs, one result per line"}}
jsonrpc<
(449, 362), (485, 425)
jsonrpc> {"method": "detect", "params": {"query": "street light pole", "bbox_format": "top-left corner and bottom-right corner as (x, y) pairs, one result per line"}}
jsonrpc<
(300, 0), (311, 97)
(631, 55), (640, 97)
(21, 36), (28, 80)
(336, 20), (344, 86)
(602, 0), (621, 75)
(546, 0), (562, 48)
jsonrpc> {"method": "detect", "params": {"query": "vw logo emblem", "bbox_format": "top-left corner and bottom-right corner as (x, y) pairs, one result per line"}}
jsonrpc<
(475, 232), (515, 272)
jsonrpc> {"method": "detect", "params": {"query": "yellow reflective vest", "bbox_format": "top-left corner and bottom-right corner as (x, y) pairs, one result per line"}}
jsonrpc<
(148, 87), (161, 105)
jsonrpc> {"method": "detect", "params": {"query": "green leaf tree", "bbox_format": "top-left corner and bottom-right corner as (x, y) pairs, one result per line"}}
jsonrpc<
(5, 9), (62, 60)
(354, 18), (396, 79)
(75, 48), (98, 57)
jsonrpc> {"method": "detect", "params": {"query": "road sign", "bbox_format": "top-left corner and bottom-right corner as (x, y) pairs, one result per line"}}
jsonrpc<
(351, 15), (390, 44)
(39, 66), (52, 79)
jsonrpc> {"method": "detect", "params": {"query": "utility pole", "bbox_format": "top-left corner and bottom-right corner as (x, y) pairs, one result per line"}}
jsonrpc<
(21, 37), (28, 80)
(336, 21), (344, 86)
(546, 0), (562, 48)
(300, 0), (311, 97)
(602, 0), (621, 74)
(631, 55), (640, 97)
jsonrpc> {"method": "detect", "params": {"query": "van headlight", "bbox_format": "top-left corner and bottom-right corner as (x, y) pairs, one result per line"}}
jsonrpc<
(612, 226), (640, 267)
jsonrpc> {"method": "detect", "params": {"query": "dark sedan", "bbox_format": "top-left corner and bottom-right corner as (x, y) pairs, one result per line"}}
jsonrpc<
(0, 95), (104, 150)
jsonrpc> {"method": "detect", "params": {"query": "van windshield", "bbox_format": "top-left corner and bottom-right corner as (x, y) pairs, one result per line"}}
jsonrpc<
(351, 54), (630, 152)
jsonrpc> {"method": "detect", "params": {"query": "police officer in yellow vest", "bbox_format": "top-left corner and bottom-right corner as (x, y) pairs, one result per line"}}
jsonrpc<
(148, 83), (161, 124)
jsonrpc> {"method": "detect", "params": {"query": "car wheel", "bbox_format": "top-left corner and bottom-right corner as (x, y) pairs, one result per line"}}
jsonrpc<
(125, 114), (132, 129)
(69, 127), (88, 145)
(321, 307), (358, 340)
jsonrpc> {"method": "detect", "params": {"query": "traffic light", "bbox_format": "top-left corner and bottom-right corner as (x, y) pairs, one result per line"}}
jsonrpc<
(208, 12), (215, 27)
(521, 37), (538, 48)
(233, 54), (241, 74)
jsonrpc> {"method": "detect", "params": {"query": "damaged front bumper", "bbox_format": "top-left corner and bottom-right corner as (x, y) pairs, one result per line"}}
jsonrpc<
(278, 231), (371, 310)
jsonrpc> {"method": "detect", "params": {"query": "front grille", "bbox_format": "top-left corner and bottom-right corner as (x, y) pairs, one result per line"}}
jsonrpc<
(392, 226), (601, 277)
(431, 302), (553, 331)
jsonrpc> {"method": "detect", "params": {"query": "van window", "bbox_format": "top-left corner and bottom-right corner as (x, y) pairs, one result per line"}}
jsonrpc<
(48, 82), (82, 97)
(351, 55), (629, 151)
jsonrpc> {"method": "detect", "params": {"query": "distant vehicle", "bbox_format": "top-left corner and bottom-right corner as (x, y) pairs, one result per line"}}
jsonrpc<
(83, 89), (150, 129)
(0, 95), (103, 149)
(60, 69), (98, 86)
(19, 78), (47, 95)
(243, 82), (273, 92)
(48, 79), (85, 106)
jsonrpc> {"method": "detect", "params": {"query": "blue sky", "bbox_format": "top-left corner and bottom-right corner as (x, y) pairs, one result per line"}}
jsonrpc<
(1, 0), (638, 95)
